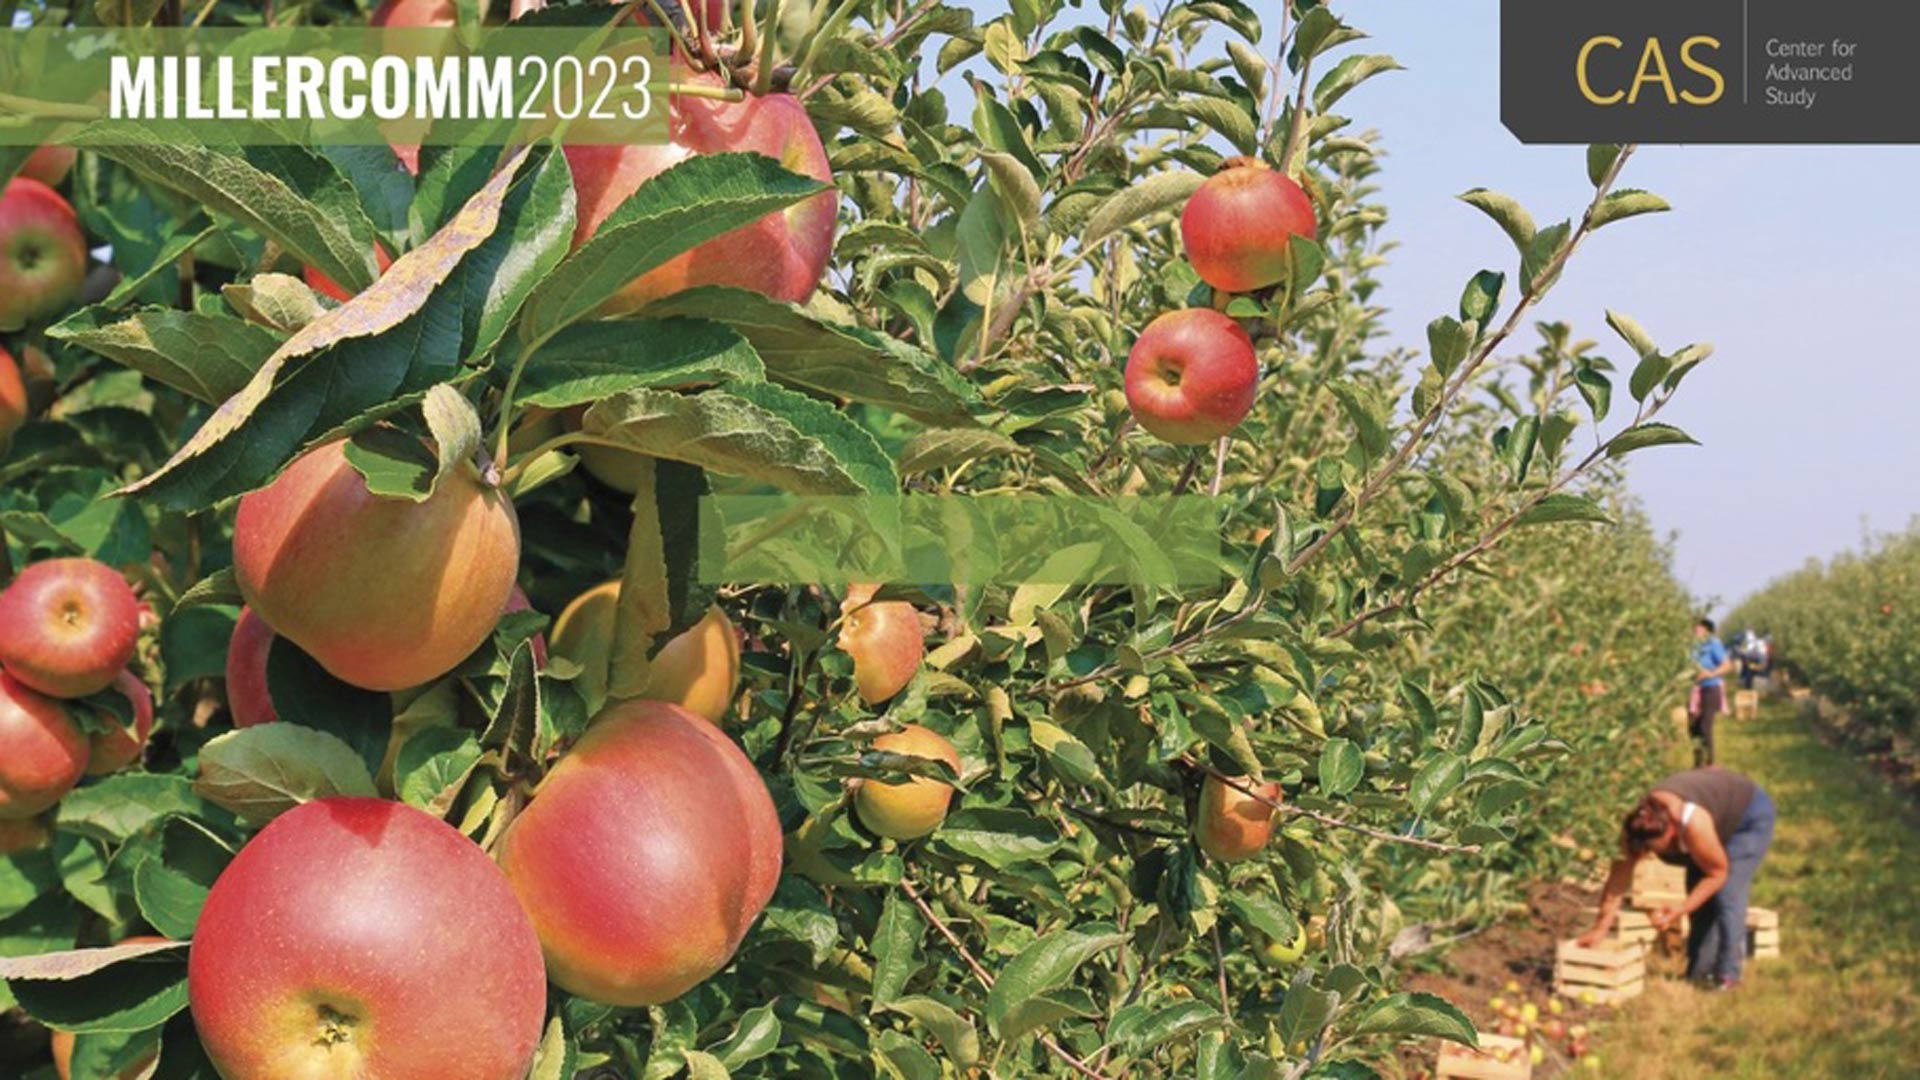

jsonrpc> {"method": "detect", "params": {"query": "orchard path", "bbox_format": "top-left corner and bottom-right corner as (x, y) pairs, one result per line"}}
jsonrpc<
(1585, 699), (1920, 1079)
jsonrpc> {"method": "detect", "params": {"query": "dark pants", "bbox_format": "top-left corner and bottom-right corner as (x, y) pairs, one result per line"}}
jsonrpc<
(1684, 787), (1775, 982)
(1689, 684), (1725, 766)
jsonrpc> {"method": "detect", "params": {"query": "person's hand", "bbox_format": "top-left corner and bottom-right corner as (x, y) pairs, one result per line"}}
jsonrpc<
(1650, 906), (1682, 931)
(1575, 927), (1605, 948)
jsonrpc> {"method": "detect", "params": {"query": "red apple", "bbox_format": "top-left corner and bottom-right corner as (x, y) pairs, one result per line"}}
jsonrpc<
(189, 798), (545, 1079)
(0, 671), (88, 819)
(0, 344), (27, 450)
(836, 584), (924, 705)
(563, 69), (836, 314)
(225, 606), (280, 728)
(1180, 157), (1315, 294)
(0, 815), (48, 854)
(0, 557), (142, 699)
(303, 243), (394, 304)
(369, 0), (456, 26)
(854, 724), (961, 840)
(0, 178), (88, 329)
(1194, 774), (1280, 863)
(497, 700), (781, 1006)
(1123, 308), (1258, 445)
(233, 439), (521, 692)
(83, 670), (154, 775)
(19, 146), (77, 188)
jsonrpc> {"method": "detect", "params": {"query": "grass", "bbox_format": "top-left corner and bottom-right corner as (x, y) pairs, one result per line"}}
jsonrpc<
(1585, 700), (1920, 1079)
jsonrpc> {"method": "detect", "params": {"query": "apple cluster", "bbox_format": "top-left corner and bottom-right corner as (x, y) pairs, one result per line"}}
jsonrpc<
(1122, 158), (1317, 446)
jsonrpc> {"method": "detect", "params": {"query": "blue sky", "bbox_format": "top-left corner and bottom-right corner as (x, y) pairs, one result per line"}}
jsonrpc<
(1341, 2), (1920, 607)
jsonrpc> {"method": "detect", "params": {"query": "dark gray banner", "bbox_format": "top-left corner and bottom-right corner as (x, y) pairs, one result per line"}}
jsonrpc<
(1503, 1), (1916, 143)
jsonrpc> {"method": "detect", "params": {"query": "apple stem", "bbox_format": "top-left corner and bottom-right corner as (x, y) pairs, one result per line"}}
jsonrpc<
(666, 80), (746, 102)
(641, 0), (701, 67)
(753, 0), (786, 97)
(1208, 436), (1230, 496)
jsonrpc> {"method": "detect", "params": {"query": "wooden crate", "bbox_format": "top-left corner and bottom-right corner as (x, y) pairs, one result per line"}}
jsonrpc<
(1733, 689), (1759, 720)
(1629, 859), (1688, 909)
(1555, 939), (1645, 1005)
(1789, 687), (1813, 701)
(1436, 1033), (1530, 1080)
(1670, 705), (1690, 731)
(1609, 908), (1687, 948)
(1747, 906), (1781, 959)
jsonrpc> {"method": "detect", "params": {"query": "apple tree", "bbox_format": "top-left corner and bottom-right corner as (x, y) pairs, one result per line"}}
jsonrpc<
(0, 1), (1707, 1077)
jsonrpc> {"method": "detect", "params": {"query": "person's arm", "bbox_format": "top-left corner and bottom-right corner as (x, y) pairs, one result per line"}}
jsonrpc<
(1654, 816), (1730, 930)
(1576, 848), (1638, 947)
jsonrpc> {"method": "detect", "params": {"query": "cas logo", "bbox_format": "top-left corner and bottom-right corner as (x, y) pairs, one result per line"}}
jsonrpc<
(1576, 34), (1726, 106)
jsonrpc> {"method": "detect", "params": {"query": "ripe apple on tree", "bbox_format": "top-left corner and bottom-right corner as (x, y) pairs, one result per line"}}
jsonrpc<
(497, 700), (782, 1006)
(0, 345), (28, 451)
(0, 557), (142, 699)
(854, 724), (961, 841)
(550, 582), (740, 720)
(1194, 773), (1281, 862)
(837, 584), (924, 704)
(223, 607), (279, 728)
(81, 670), (155, 775)
(1181, 157), (1316, 294)
(189, 798), (547, 1080)
(232, 439), (521, 692)
(0, 178), (88, 330)
(0, 672), (89, 819)
(1124, 308), (1259, 445)
(19, 145), (77, 188)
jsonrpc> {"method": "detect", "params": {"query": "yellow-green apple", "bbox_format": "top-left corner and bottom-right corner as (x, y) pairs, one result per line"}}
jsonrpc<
(0, 178), (88, 329)
(1, 345), (27, 451)
(0, 815), (48, 855)
(0, 557), (141, 699)
(1259, 921), (1308, 966)
(853, 724), (960, 840)
(188, 798), (546, 1080)
(562, 68), (836, 314)
(19, 146), (77, 188)
(0, 671), (88, 819)
(837, 584), (923, 705)
(224, 607), (279, 728)
(551, 583), (739, 721)
(1180, 156), (1316, 294)
(1124, 308), (1258, 445)
(1194, 773), (1280, 862)
(82, 670), (154, 775)
(497, 700), (781, 1006)
(233, 439), (521, 691)
(51, 936), (167, 1080)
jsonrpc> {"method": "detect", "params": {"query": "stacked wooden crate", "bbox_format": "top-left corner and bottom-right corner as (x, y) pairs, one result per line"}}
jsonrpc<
(1436, 1033), (1530, 1080)
(1747, 905), (1781, 959)
(1629, 859), (1688, 909)
(1554, 939), (1646, 1005)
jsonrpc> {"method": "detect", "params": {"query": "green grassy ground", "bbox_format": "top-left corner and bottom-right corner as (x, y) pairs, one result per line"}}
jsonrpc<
(1588, 700), (1920, 1079)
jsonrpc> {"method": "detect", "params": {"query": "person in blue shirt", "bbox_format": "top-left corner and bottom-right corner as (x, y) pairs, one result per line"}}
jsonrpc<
(1689, 618), (1734, 765)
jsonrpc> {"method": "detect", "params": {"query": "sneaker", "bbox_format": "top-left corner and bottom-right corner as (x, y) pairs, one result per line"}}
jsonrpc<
(1712, 975), (1742, 992)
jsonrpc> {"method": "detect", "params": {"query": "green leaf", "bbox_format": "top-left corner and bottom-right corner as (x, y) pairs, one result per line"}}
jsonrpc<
(712, 1003), (782, 1069)
(984, 928), (1124, 1034)
(643, 287), (981, 426)
(1227, 892), (1301, 945)
(1522, 221), (1572, 293)
(683, 1050), (730, 1080)
(55, 776), (217, 846)
(1458, 271), (1504, 326)
(451, 145), (578, 359)
(899, 428), (1025, 476)
(1457, 189), (1537, 253)
(395, 727), (486, 817)
(884, 997), (980, 1066)
(1347, 991), (1477, 1047)
(1607, 422), (1700, 458)
(132, 859), (209, 941)
(1586, 144), (1624, 186)
(516, 318), (764, 408)
(997, 988), (1099, 1044)
(932, 808), (1062, 868)
(223, 273), (326, 334)
(1629, 352), (1674, 403)
(1514, 493), (1613, 528)
(87, 135), (379, 293)
(528, 1016), (575, 1080)
(193, 723), (379, 826)
(869, 889), (921, 1006)
(1605, 309), (1657, 359)
(1591, 188), (1670, 230)
(1574, 365), (1612, 423)
(344, 427), (441, 502)
(1110, 999), (1221, 1054)
(2, 942), (190, 1035)
(1409, 753), (1466, 814)
(1080, 170), (1204, 247)
(119, 148), (537, 511)
(519, 153), (828, 341)
(1173, 97), (1259, 156)
(980, 151), (1043, 232)
(422, 385), (484, 491)
(1314, 54), (1403, 112)
(1318, 738), (1363, 796)
(1425, 317), (1473, 378)
(48, 308), (284, 405)
(579, 384), (899, 496)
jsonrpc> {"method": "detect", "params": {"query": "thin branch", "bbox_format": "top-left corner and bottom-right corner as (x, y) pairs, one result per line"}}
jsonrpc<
(1210, 922), (1233, 1022)
(901, 880), (1115, 1080)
